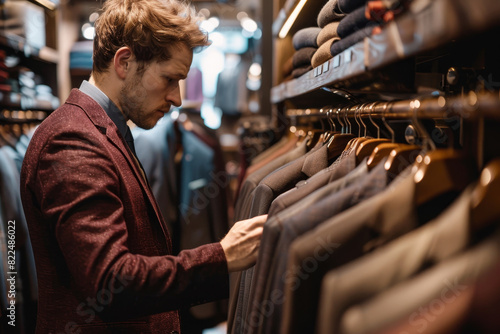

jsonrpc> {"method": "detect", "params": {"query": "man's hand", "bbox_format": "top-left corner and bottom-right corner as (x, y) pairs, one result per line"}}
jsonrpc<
(220, 215), (267, 272)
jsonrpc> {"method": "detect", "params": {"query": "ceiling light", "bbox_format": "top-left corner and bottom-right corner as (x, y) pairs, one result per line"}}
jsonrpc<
(279, 0), (308, 39)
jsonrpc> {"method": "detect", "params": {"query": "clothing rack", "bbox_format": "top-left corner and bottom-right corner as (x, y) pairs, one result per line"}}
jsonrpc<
(285, 91), (500, 121)
(283, 91), (500, 171)
(0, 109), (46, 124)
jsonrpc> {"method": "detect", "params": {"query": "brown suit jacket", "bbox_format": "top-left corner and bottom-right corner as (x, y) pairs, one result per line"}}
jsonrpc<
(316, 186), (473, 334)
(340, 229), (500, 334)
(20, 89), (229, 334)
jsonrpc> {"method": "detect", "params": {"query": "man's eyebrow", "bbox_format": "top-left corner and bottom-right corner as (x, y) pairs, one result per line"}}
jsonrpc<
(162, 71), (187, 80)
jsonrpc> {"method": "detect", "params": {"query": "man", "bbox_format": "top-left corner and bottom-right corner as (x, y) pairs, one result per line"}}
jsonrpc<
(19, 0), (266, 333)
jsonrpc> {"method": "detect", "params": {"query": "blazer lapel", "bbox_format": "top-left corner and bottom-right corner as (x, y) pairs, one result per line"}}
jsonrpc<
(65, 89), (172, 250)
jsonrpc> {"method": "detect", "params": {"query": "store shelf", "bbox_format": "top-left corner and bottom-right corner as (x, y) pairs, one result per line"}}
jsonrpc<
(271, 0), (500, 104)
(0, 91), (56, 113)
(0, 32), (59, 64)
(272, 41), (365, 104)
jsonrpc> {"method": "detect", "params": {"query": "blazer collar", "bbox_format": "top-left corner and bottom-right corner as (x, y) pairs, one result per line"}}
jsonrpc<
(64, 89), (171, 248)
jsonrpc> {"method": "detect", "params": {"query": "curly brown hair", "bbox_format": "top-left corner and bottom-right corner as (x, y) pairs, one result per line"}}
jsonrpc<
(92, 0), (209, 75)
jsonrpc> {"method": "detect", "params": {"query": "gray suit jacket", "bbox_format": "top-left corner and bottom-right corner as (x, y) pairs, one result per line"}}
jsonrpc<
(233, 139), (308, 222)
(0, 146), (37, 323)
(339, 228), (500, 334)
(261, 158), (389, 334)
(281, 167), (418, 334)
(248, 152), (367, 333)
(227, 139), (308, 333)
(316, 186), (474, 334)
(267, 148), (356, 216)
(234, 144), (331, 333)
(135, 116), (229, 323)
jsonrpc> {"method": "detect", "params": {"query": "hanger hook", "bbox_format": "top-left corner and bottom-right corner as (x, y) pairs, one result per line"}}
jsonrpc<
(353, 105), (361, 137)
(368, 102), (380, 139)
(319, 107), (327, 133)
(327, 108), (336, 133)
(411, 99), (436, 152)
(382, 101), (395, 143)
(336, 108), (345, 133)
(357, 104), (368, 137)
(343, 107), (351, 134)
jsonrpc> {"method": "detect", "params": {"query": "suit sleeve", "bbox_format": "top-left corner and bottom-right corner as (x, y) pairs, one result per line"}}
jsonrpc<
(33, 132), (229, 320)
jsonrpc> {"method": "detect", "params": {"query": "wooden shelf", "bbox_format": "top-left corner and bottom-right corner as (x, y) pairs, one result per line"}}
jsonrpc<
(0, 32), (59, 64)
(271, 0), (500, 104)
(0, 91), (56, 113)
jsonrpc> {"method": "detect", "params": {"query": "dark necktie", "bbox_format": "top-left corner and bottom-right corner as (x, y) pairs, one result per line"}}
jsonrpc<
(124, 126), (137, 157)
(124, 126), (150, 184)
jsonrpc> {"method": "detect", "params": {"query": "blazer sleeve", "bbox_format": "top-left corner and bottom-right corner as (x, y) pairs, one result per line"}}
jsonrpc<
(32, 131), (229, 320)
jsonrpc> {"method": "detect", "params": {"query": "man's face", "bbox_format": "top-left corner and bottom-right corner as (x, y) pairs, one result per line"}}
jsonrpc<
(119, 43), (193, 129)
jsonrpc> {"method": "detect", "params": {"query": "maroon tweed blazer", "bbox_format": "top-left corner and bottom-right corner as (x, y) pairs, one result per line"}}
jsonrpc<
(20, 89), (229, 334)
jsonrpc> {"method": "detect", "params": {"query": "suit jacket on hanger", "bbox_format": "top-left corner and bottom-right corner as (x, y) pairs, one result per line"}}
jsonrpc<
(227, 139), (308, 333)
(281, 166), (418, 334)
(243, 135), (299, 183)
(339, 228), (500, 334)
(0, 145), (37, 333)
(316, 186), (474, 334)
(267, 145), (357, 217)
(135, 115), (229, 326)
(233, 144), (331, 333)
(0, 149), (11, 318)
(233, 139), (308, 223)
(247, 154), (367, 333)
(20, 89), (229, 334)
(261, 158), (388, 334)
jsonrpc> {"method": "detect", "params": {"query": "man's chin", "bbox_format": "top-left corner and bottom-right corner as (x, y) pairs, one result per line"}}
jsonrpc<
(135, 115), (164, 130)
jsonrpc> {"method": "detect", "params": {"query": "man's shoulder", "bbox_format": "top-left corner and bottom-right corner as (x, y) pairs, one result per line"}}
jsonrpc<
(27, 96), (103, 156)
(35, 103), (90, 137)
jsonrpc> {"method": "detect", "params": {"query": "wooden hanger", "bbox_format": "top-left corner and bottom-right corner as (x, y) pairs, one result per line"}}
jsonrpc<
(384, 144), (422, 179)
(413, 149), (476, 206)
(326, 108), (354, 160)
(366, 109), (395, 168)
(470, 158), (500, 233)
(306, 130), (324, 150)
(409, 99), (477, 207)
(367, 142), (401, 168)
(355, 104), (390, 165)
(347, 104), (369, 152)
(367, 103), (408, 170)
(316, 108), (338, 148)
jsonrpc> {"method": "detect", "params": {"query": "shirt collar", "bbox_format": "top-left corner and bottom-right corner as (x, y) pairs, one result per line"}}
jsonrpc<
(79, 80), (129, 139)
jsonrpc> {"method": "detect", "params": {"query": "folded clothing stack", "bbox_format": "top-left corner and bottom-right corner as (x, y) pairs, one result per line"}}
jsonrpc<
(17, 68), (59, 110)
(70, 41), (93, 70)
(290, 27), (321, 78)
(330, 0), (414, 57)
(284, 0), (412, 79)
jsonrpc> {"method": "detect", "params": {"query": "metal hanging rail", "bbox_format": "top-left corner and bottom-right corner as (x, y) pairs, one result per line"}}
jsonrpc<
(286, 92), (500, 121)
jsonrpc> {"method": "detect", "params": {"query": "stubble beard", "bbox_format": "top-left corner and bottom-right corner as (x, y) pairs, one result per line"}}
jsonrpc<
(119, 79), (154, 130)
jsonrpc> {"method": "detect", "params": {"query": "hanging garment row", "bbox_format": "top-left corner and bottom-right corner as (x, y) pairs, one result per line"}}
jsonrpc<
(0, 110), (44, 334)
(227, 91), (500, 334)
(132, 111), (231, 333)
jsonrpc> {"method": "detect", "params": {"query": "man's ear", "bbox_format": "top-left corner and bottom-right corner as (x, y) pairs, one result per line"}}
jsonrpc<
(114, 47), (134, 80)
